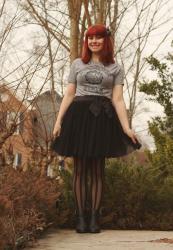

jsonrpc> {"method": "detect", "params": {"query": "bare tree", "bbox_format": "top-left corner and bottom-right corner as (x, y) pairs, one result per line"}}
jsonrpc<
(0, 0), (172, 169)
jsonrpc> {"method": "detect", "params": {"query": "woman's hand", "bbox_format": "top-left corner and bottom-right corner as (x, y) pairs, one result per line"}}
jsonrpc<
(53, 122), (61, 138)
(124, 128), (138, 144)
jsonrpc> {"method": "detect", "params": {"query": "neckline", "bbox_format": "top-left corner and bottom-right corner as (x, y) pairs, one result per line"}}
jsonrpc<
(89, 59), (103, 65)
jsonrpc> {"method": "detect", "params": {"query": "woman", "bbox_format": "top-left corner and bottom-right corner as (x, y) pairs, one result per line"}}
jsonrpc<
(51, 24), (142, 233)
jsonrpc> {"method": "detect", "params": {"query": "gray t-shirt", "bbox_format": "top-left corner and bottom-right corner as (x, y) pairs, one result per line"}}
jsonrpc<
(67, 58), (124, 99)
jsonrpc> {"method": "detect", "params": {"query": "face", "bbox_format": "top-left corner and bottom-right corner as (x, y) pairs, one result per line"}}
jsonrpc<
(87, 35), (104, 53)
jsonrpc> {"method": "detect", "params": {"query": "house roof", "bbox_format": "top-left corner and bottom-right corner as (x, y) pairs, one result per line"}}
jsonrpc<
(0, 82), (62, 110)
(32, 90), (62, 103)
(0, 82), (33, 109)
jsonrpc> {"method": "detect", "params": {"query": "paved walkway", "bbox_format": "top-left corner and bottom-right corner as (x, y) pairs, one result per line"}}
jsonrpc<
(27, 229), (173, 250)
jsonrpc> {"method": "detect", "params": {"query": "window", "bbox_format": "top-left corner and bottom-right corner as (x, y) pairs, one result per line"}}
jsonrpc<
(6, 111), (24, 134)
(13, 153), (22, 168)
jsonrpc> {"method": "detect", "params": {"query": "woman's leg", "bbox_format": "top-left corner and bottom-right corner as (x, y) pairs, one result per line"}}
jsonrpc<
(72, 157), (89, 233)
(90, 157), (105, 213)
(88, 157), (105, 233)
(72, 157), (88, 215)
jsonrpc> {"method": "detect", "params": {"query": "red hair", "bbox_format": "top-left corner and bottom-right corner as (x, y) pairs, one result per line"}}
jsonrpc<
(81, 24), (115, 65)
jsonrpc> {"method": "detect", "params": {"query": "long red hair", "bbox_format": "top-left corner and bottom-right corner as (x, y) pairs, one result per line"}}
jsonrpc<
(81, 24), (115, 65)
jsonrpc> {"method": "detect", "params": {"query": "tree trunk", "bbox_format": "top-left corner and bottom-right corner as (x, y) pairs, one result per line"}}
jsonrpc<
(68, 0), (82, 61)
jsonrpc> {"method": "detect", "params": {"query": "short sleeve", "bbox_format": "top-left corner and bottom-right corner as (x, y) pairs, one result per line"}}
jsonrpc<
(67, 59), (77, 84)
(114, 66), (124, 86)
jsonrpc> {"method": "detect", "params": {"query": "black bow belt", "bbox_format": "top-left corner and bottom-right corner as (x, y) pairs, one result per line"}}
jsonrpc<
(73, 95), (114, 118)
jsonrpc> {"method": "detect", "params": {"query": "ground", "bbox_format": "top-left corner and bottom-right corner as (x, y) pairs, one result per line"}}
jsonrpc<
(26, 229), (173, 250)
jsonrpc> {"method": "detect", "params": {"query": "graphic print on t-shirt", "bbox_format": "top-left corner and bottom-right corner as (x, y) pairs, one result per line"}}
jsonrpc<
(85, 70), (103, 85)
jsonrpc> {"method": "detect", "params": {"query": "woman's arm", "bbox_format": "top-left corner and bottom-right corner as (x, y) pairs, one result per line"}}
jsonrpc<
(111, 85), (130, 133)
(53, 83), (76, 136)
(111, 84), (137, 143)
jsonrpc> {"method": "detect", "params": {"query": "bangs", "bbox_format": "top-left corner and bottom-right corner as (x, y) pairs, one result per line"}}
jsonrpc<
(86, 25), (106, 37)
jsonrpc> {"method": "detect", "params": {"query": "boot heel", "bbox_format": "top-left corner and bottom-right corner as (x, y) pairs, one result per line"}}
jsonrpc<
(88, 211), (101, 233)
(75, 213), (88, 233)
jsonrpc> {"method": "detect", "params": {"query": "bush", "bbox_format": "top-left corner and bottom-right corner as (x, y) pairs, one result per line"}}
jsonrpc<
(101, 156), (173, 230)
(0, 166), (61, 249)
(55, 155), (173, 230)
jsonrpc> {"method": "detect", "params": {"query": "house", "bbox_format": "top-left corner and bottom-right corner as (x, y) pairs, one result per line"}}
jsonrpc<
(31, 90), (62, 148)
(0, 84), (62, 168)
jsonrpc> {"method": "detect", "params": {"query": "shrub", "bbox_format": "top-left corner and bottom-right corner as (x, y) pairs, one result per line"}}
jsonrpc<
(55, 155), (173, 230)
(0, 166), (61, 249)
(101, 156), (173, 230)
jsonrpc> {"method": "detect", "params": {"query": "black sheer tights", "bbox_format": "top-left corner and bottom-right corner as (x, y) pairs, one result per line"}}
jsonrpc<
(73, 157), (105, 215)
(90, 157), (105, 212)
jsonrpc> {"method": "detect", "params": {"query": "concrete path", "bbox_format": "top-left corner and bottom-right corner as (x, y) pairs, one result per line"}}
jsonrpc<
(26, 229), (173, 250)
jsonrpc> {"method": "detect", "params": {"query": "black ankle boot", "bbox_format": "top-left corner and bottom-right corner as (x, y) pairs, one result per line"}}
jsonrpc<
(75, 212), (88, 233)
(88, 210), (101, 233)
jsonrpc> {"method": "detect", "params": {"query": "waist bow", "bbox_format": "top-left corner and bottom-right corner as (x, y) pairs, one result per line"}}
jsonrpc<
(88, 96), (114, 118)
(74, 95), (114, 118)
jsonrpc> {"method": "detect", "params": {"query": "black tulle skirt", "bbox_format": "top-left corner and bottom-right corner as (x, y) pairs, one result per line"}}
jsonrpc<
(50, 95), (142, 158)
